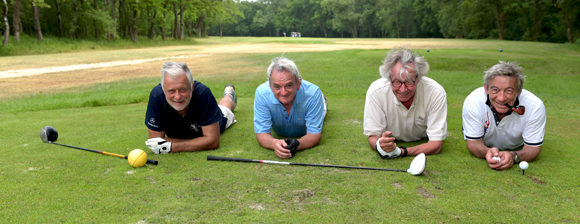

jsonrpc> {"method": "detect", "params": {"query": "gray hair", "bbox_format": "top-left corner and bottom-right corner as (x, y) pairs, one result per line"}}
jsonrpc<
(484, 61), (525, 92)
(160, 61), (194, 90)
(267, 57), (302, 83)
(379, 47), (429, 82)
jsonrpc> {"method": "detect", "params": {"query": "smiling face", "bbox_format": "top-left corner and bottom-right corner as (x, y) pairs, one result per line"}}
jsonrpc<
(484, 75), (522, 114)
(163, 73), (193, 113)
(269, 69), (301, 107)
(390, 62), (418, 104)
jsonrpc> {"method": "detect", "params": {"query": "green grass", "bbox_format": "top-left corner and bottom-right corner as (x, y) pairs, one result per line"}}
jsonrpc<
(1, 38), (580, 222)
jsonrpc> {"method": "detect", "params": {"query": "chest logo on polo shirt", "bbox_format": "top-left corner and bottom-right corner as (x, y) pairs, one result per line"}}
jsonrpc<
(190, 123), (201, 132)
(484, 113), (490, 133)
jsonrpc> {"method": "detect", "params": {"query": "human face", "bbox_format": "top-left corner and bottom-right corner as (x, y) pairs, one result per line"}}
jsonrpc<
(163, 73), (192, 112)
(390, 62), (417, 103)
(484, 75), (522, 114)
(270, 69), (301, 106)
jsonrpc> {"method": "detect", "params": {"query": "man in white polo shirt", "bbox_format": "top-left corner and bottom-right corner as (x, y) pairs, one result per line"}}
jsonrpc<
(462, 61), (546, 170)
(364, 48), (447, 159)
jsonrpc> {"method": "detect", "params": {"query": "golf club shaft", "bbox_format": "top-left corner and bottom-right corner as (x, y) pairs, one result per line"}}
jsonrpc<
(50, 142), (158, 165)
(207, 156), (407, 172)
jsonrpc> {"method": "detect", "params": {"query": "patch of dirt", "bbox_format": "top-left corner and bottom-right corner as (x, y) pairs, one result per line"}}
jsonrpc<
(293, 189), (314, 202)
(392, 182), (404, 188)
(528, 176), (547, 185)
(249, 204), (265, 211)
(417, 186), (435, 198)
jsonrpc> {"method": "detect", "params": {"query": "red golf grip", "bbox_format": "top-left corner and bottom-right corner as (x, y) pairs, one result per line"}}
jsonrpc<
(207, 156), (257, 163)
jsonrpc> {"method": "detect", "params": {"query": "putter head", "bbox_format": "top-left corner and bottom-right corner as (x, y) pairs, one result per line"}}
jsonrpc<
(407, 153), (426, 176)
(40, 126), (58, 143)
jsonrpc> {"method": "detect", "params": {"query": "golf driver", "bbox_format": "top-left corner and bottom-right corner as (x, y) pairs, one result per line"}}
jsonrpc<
(207, 153), (426, 176)
(40, 126), (158, 165)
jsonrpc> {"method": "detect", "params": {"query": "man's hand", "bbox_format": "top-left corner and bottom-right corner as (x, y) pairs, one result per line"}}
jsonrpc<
(485, 147), (514, 170)
(145, 137), (172, 154)
(272, 139), (292, 159)
(284, 138), (300, 157)
(377, 131), (397, 153)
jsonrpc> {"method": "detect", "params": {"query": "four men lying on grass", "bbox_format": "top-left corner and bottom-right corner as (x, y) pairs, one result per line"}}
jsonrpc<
(142, 49), (545, 171)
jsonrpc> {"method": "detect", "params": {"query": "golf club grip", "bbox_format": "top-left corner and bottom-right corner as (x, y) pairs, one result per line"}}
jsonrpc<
(207, 156), (257, 163)
(146, 159), (159, 165)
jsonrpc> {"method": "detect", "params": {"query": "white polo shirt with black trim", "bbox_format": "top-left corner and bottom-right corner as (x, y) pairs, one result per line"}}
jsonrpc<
(462, 87), (546, 150)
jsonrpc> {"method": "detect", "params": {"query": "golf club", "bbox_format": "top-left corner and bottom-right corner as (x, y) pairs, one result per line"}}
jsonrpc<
(40, 126), (158, 165)
(207, 153), (426, 176)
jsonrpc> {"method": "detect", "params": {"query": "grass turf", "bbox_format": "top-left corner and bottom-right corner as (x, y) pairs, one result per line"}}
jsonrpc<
(1, 38), (579, 222)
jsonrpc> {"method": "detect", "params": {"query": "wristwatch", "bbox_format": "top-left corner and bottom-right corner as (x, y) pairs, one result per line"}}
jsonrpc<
(513, 151), (520, 164)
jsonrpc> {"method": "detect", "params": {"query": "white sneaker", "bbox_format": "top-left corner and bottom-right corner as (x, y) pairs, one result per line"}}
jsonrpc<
(224, 84), (237, 109)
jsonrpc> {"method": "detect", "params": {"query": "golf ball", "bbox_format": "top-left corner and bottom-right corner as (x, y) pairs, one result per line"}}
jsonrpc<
(427, 49), (430, 52)
(499, 49), (503, 52)
(492, 156), (501, 163)
(519, 161), (529, 170)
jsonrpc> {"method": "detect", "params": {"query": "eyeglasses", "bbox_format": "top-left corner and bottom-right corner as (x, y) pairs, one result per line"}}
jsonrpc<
(391, 79), (416, 88)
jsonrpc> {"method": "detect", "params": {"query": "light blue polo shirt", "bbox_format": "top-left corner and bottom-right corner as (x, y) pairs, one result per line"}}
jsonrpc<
(254, 80), (325, 137)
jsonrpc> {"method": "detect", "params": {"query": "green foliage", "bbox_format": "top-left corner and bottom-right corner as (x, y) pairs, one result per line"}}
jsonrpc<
(1, 39), (580, 222)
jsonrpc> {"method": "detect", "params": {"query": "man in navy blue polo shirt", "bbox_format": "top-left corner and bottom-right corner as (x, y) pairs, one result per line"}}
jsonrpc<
(254, 57), (327, 159)
(144, 61), (237, 154)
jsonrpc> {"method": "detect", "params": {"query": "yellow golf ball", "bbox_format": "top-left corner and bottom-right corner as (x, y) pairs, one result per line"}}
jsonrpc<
(128, 149), (147, 168)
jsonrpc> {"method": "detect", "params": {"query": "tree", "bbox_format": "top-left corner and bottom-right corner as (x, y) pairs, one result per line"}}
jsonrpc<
(12, 0), (21, 41)
(322, 0), (362, 38)
(552, 0), (575, 43)
(31, 0), (51, 41)
(2, 0), (8, 46)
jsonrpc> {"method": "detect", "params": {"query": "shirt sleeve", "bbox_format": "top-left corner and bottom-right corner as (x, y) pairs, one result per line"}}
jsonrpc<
(254, 86), (273, 134)
(305, 89), (324, 134)
(197, 88), (222, 127)
(363, 88), (387, 136)
(523, 101), (546, 146)
(426, 90), (447, 141)
(145, 87), (164, 132)
(462, 94), (485, 140)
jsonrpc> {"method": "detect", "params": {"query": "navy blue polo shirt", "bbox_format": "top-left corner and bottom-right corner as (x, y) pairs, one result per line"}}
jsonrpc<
(145, 81), (226, 139)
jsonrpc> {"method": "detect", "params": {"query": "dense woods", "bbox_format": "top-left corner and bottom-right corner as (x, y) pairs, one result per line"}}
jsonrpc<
(1, 0), (579, 47)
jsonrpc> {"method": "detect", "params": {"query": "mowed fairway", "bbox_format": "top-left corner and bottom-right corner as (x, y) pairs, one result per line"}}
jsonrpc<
(1, 37), (579, 222)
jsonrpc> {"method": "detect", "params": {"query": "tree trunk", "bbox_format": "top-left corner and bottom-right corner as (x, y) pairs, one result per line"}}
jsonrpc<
(179, 2), (185, 40)
(131, 6), (138, 42)
(173, 1), (178, 38)
(94, 0), (99, 39)
(148, 6), (157, 39)
(110, 0), (117, 40)
(32, 3), (43, 41)
(395, 0), (400, 38)
(533, 0), (542, 41)
(12, 0), (20, 41)
(2, 0), (8, 46)
(553, 0), (574, 43)
(219, 23), (223, 37)
(119, 0), (125, 38)
(495, 3), (506, 40)
(71, 1), (78, 39)
(369, 20), (372, 38)
(54, 0), (63, 37)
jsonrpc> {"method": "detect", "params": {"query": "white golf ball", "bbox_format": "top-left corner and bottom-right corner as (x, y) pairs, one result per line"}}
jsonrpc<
(492, 156), (501, 163)
(519, 161), (529, 170)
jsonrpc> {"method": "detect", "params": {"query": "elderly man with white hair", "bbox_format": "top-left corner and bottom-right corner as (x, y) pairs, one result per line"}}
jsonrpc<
(144, 61), (238, 154)
(364, 48), (448, 159)
(254, 57), (328, 159)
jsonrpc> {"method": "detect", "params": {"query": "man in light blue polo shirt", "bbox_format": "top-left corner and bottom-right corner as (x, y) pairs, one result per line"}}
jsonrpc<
(254, 57), (327, 159)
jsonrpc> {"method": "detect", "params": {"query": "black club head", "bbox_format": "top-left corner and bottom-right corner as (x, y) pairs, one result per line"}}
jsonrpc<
(40, 126), (58, 143)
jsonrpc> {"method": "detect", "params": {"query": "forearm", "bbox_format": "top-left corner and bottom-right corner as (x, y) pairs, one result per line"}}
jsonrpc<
(164, 136), (220, 152)
(256, 133), (277, 150)
(368, 135), (380, 150)
(466, 139), (490, 158)
(407, 140), (442, 156)
(297, 133), (322, 150)
(515, 145), (541, 162)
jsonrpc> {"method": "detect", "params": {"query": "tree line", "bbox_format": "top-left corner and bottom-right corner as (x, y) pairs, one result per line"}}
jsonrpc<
(1, 0), (579, 47)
